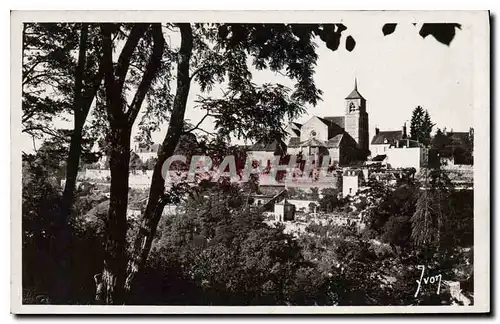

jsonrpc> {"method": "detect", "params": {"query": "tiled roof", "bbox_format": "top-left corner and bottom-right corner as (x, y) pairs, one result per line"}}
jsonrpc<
(288, 128), (301, 137)
(345, 88), (365, 100)
(298, 138), (328, 148)
(249, 138), (287, 152)
(371, 130), (403, 145)
(371, 154), (387, 162)
(322, 116), (345, 129)
(318, 116), (345, 139)
(326, 134), (344, 148)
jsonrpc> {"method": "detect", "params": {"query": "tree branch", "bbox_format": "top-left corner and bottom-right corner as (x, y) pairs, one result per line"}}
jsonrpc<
(22, 59), (46, 83)
(22, 125), (70, 142)
(73, 23), (89, 118)
(183, 111), (214, 134)
(126, 23), (165, 126)
(115, 24), (150, 92)
(189, 65), (205, 81)
(100, 23), (121, 120)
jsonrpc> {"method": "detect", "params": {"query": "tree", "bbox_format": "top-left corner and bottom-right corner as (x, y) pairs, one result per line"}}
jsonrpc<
(124, 23), (358, 294)
(96, 23), (165, 304)
(410, 106), (434, 146)
(411, 168), (452, 249)
(129, 181), (310, 305)
(22, 23), (104, 213)
(318, 189), (339, 213)
(381, 215), (412, 250)
(22, 23), (104, 302)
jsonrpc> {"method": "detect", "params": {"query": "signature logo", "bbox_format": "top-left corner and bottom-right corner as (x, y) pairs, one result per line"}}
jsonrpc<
(414, 265), (442, 298)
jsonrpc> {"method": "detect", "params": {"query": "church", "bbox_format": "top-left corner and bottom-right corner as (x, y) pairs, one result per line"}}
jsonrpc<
(248, 80), (370, 167)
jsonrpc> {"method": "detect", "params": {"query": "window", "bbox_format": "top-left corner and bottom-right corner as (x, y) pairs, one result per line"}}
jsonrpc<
(349, 102), (356, 112)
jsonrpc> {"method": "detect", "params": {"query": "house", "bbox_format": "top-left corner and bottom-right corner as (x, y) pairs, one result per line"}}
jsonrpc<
(274, 198), (296, 221)
(342, 169), (363, 197)
(385, 138), (428, 172)
(370, 124), (427, 172)
(246, 138), (287, 168)
(370, 124), (408, 157)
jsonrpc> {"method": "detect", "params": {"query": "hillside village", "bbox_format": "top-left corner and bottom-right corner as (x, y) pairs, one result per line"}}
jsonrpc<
(69, 85), (474, 305)
(74, 81), (474, 228)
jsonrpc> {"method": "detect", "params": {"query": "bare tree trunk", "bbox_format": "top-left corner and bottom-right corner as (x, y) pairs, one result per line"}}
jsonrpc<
(124, 23), (193, 294)
(61, 23), (88, 210)
(98, 22), (164, 304)
(102, 126), (131, 304)
(51, 23), (89, 303)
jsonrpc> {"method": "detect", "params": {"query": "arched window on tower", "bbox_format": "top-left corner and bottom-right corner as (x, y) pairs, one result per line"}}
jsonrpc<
(349, 102), (356, 113)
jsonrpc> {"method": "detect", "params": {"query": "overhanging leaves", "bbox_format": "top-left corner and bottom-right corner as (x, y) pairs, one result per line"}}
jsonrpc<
(419, 23), (462, 46)
(382, 23), (397, 36)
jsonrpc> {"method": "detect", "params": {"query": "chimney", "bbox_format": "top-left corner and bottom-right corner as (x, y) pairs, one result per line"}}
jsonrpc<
(402, 123), (407, 139)
(375, 127), (380, 135)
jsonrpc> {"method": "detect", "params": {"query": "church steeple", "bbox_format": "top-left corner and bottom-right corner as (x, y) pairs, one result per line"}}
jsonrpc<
(344, 78), (369, 156)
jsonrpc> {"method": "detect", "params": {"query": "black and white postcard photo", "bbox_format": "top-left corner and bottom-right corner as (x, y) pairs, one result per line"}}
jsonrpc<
(10, 10), (490, 314)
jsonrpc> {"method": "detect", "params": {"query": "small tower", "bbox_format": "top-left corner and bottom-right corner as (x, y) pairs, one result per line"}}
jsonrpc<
(344, 78), (369, 156)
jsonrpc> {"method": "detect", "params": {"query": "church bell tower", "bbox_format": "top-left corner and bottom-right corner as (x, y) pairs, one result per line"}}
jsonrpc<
(344, 78), (369, 156)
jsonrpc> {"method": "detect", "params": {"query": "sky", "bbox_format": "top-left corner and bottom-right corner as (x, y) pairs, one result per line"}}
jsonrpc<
(22, 20), (475, 152)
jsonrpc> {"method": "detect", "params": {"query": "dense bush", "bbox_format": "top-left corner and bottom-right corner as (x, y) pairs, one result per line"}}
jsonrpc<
(22, 148), (474, 306)
(22, 151), (106, 304)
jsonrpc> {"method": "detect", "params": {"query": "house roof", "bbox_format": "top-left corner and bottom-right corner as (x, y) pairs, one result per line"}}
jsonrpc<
(371, 130), (403, 145)
(298, 137), (328, 148)
(322, 116), (345, 129)
(326, 134), (344, 148)
(249, 138), (287, 153)
(345, 79), (366, 100)
(371, 154), (387, 162)
(345, 88), (365, 100)
(288, 128), (301, 137)
(317, 116), (345, 139)
(287, 122), (302, 137)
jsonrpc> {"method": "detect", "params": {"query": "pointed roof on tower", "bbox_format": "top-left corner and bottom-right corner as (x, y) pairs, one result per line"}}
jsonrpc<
(345, 78), (365, 100)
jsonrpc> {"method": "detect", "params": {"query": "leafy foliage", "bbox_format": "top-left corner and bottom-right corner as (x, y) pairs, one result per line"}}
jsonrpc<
(419, 23), (462, 46)
(382, 23), (462, 46)
(382, 23), (397, 36)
